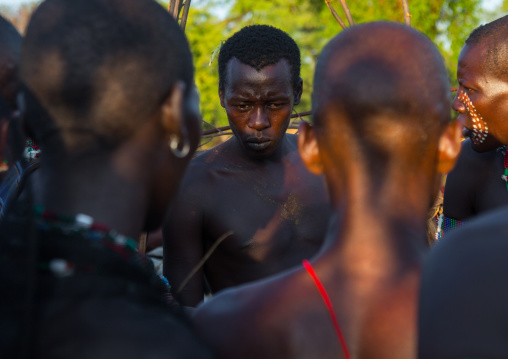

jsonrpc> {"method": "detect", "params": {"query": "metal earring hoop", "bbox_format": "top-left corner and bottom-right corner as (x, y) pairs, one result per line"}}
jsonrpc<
(169, 134), (190, 158)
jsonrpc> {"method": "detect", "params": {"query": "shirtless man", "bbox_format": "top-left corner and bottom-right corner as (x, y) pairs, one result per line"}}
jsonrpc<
(192, 22), (462, 359)
(1, 0), (213, 357)
(163, 24), (331, 306)
(440, 15), (508, 237)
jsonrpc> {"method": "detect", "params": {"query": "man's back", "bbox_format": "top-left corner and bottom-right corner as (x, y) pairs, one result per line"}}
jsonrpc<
(33, 227), (212, 359)
(419, 205), (508, 358)
(164, 134), (331, 305)
(193, 259), (420, 359)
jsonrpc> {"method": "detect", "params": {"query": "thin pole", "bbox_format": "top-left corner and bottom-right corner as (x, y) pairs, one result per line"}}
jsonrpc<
(180, 0), (192, 31)
(338, 0), (354, 27)
(401, 0), (411, 26)
(325, 0), (348, 30)
(168, 0), (177, 18)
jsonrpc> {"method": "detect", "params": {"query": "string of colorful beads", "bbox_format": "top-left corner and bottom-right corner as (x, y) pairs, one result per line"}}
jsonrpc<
(435, 213), (466, 241)
(34, 205), (141, 276)
(502, 146), (508, 192)
(458, 91), (488, 145)
(25, 139), (40, 161)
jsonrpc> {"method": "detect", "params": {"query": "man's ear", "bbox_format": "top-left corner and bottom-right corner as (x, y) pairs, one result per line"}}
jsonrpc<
(219, 88), (225, 108)
(293, 77), (303, 106)
(298, 121), (323, 175)
(161, 81), (185, 136)
(437, 119), (463, 174)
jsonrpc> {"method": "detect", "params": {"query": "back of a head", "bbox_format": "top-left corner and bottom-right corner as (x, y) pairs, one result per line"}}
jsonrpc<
(313, 22), (450, 175)
(20, 0), (193, 151)
(465, 15), (508, 81)
(0, 15), (21, 64)
(218, 24), (301, 91)
(0, 15), (22, 109)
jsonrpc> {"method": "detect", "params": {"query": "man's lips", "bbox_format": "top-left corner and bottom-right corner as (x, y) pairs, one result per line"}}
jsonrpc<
(245, 137), (271, 150)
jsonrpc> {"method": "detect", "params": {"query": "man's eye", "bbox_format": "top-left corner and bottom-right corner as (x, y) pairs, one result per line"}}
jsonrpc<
(235, 104), (250, 110)
(267, 103), (283, 109)
(463, 86), (474, 94)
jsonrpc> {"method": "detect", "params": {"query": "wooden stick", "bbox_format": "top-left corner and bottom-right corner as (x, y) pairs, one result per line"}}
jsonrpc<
(168, 0), (175, 15)
(173, 0), (184, 21)
(325, 0), (348, 30)
(180, 0), (192, 31)
(177, 231), (233, 294)
(401, 0), (411, 27)
(339, 0), (354, 27)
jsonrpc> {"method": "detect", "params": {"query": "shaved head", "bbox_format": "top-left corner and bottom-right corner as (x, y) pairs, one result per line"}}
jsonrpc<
(465, 15), (508, 81)
(21, 0), (193, 150)
(312, 22), (450, 175)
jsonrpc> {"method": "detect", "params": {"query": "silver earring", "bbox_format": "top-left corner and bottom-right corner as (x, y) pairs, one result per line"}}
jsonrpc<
(169, 134), (190, 158)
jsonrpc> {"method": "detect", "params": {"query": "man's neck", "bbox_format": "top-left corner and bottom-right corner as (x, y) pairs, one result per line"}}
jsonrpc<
(39, 153), (149, 240)
(316, 174), (430, 280)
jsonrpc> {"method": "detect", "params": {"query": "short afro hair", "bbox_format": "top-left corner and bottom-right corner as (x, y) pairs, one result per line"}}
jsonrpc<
(465, 15), (508, 81)
(218, 25), (301, 92)
(21, 0), (193, 149)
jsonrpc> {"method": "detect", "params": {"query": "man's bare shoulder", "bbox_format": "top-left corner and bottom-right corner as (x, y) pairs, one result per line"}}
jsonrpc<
(192, 283), (272, 358)
(444, 139), (506, 219)
(453, 139), (501, 172)
(176, 141), (235, 190)
(420, 206), (508, 357)
(192, 269), (306, 359)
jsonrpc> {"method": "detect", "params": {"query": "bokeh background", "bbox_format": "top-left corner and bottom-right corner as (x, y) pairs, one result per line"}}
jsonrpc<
(1, 0), (506, 131)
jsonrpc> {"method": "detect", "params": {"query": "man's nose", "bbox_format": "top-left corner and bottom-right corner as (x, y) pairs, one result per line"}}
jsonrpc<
(248, 107), (270, 131)
(451, 92), (465, 114)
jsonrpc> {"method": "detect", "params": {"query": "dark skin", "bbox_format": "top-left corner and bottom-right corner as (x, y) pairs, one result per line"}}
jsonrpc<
(444, 42), (508, 221)
(419, 205), (508, 358)
(192, 23), (463, 359)
(38, 80), (201, 241)
(163, 58), (331, 307)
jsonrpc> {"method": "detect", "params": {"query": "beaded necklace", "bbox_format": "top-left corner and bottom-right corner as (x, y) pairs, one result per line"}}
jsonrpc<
(501, 146), (508, 192)
(435, 214), (465, 241)
(25, 140), (40, 161)
(34, 205), (147, 277)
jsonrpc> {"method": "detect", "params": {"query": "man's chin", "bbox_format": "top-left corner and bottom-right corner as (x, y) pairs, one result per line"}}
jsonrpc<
(466, 133), (503, 153)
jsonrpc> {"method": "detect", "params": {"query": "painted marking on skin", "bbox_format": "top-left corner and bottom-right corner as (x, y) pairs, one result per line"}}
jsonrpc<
(458, 91), (489, 145)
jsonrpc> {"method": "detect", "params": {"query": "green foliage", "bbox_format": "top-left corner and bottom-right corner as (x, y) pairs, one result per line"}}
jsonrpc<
(160, 0), (484, 128)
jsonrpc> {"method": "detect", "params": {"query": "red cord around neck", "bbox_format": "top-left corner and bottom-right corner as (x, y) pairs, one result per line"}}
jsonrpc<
(303, 259), (351, 359)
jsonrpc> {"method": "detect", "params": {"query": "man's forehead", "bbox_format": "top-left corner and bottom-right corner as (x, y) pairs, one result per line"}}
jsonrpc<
(458, 43), (492, 79)
(225, 57), (291, 79)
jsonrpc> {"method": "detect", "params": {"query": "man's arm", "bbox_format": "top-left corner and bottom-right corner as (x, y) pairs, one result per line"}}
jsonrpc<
(162, 172), (205, 307)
